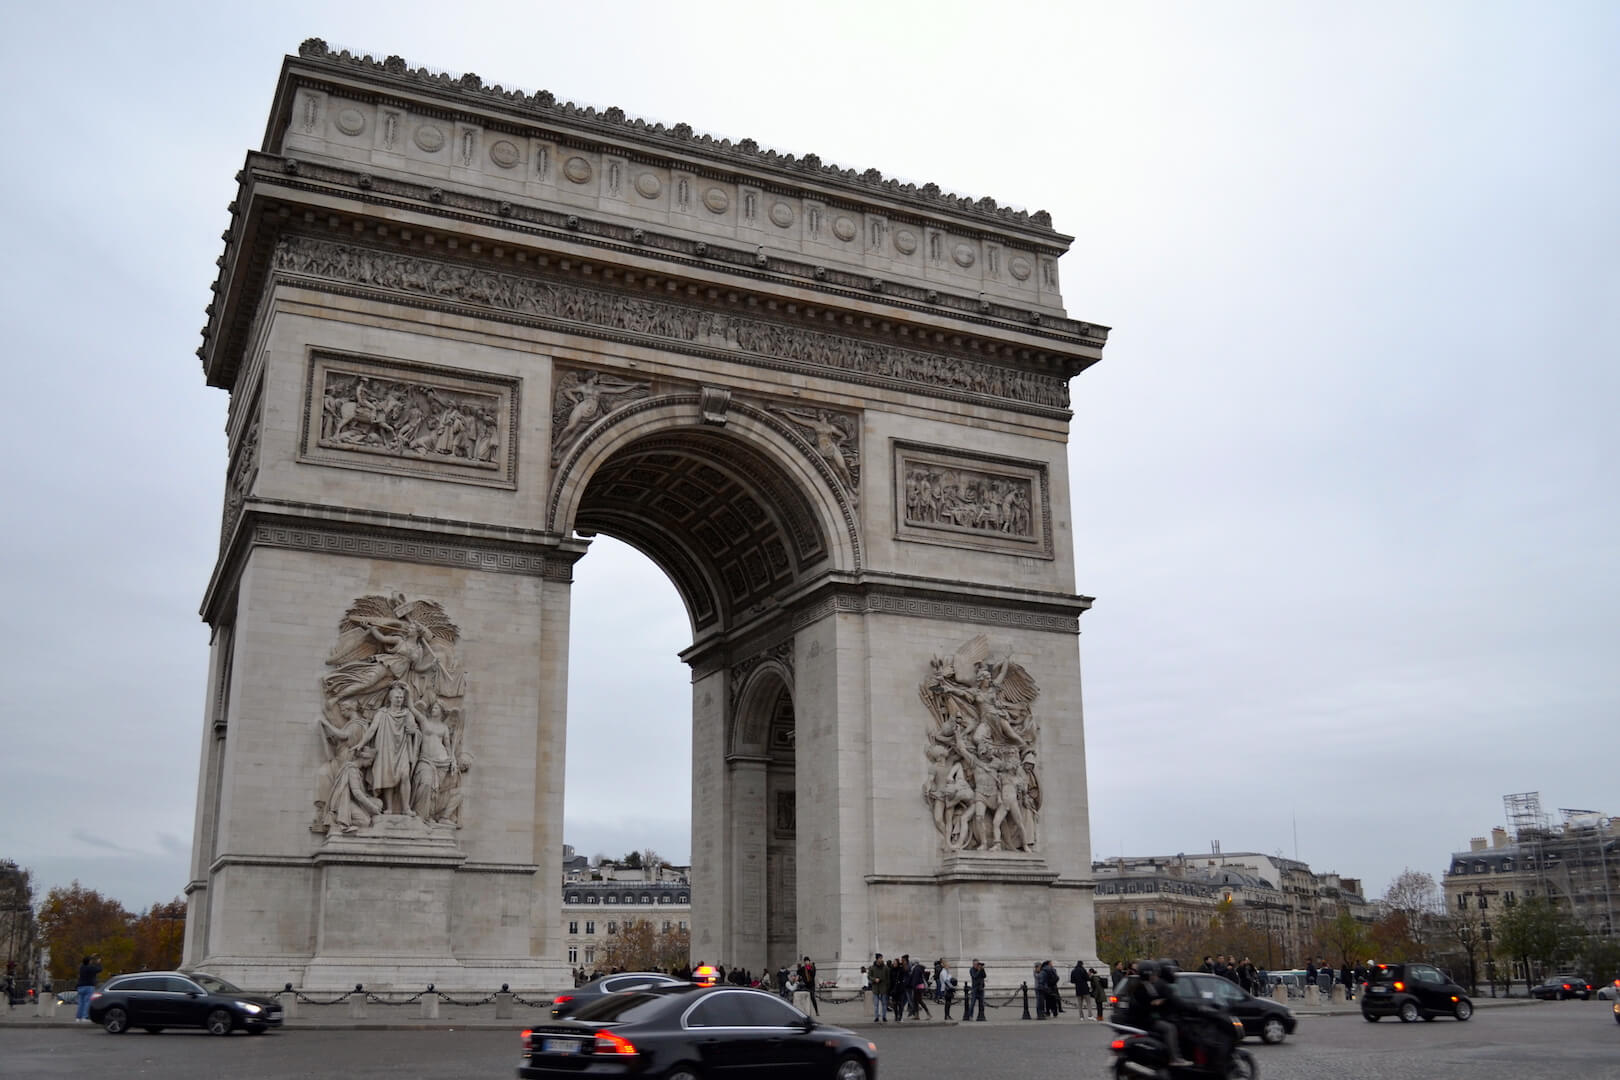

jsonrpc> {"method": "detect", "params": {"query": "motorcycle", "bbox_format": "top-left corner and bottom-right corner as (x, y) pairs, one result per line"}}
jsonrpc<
(1107, 1016), (1258, 1080)
(1612, 1000), (1618, 1026)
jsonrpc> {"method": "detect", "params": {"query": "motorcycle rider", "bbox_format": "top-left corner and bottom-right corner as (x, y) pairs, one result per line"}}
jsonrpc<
(1126, 959), (1190, 1068)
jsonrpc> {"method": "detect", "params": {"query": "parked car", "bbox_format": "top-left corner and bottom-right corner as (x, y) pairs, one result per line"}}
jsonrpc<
(87, 970), (282, 1035)
(1596, 979), (1620, 1002)
(1530, 976), (1592, 1000)
(1361, 962), (1472, 1023)
(550, 972), (688, 1019)
(1173, 971), (1297, 1044)
(53, 988), (79, 1009)
(519, 983), (876, 1080)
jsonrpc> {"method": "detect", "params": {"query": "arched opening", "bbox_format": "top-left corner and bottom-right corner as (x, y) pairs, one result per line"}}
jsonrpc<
(560, 414), (839, 973)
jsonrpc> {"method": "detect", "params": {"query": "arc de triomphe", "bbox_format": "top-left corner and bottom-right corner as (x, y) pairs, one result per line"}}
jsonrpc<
(185, 40), (1109, 990)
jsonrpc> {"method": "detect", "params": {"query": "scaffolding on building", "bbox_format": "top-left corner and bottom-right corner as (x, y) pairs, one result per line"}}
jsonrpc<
(1504, 791), (1550, 902)
(1502, 791), (1617, 936)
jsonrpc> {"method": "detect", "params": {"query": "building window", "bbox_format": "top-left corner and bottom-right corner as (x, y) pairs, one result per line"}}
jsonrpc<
(1146, 909), (1157, 924)
(679, 921), (687, 931)
(568, 946), (578, 963)
(608, 895), (618, 904)
(663, 921), (672, 932)
(586, 921), (595, 935)
(567, 894), (579, 903)
(569, 920), (578, 934)
(1457, 894), (1468, 911)
(1479, 895), (1489, 909)
(660, 895), (669, 903)
(584, 947), (595, 964)
(607, 921), (617, 934)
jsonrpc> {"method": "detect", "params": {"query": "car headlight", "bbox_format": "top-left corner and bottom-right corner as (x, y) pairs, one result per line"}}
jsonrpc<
(236, 1001), (262, 1014)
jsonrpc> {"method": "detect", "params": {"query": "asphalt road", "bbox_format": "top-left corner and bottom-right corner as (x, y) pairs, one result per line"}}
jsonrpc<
(3, 1000), (1617, 1080)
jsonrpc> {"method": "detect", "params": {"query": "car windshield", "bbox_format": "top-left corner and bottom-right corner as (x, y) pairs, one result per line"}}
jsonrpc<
(570, 990), (679, 1022)
(188, 973), (244, 995)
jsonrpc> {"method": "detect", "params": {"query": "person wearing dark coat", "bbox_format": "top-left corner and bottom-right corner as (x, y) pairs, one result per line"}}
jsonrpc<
(75, 955), (102, 1022)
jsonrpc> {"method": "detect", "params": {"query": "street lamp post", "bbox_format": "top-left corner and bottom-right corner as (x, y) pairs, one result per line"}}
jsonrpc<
(1482, 921), (1495, 998)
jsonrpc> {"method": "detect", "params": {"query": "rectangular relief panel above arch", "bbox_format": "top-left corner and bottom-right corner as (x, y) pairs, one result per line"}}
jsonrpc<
(891, 441), (1052, 559)
(299, 349), (521, 488)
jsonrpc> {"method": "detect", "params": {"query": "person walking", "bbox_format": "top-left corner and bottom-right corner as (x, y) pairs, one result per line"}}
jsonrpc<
(909, 957), (932, 1019)
(969, 960), (988, 1021)
(75, 954), (101, 1022)
(938, 960), (956, 1019)
(1033, 961), (1047, 1019)
(799, 956), (819, 1016)
(869, 953), (890, 1022)
(891, 957), (908, 1022)
(1071, 960), (1088, 1014)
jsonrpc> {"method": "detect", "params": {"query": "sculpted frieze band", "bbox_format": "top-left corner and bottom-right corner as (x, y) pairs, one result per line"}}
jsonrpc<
(919, 635), (1041, 853)
(313, 592), (473, 835)
(271, 236), (1069, 410)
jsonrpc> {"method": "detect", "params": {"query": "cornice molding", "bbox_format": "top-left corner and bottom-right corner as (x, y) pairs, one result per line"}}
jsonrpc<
(290, 39), (1067, 239)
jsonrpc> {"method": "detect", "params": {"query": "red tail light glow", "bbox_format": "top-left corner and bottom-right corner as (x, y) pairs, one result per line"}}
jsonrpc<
(1109, 1039), (1126, 1051)
(520, 1029), (534, 1050)
(553, 995), (574, 1004)
(1393, 981), (1405, 992)
(594, 1031), (639, 1056)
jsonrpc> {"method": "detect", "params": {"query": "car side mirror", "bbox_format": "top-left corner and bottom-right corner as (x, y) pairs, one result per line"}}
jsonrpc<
(799, 1015), (816, 1031)
(189, 991), (202, 998)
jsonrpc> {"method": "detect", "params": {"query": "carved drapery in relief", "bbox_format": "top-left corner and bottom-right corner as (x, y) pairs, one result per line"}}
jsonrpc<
(551, 369), (650, 458)
(918, 635), (1041, 853)
(270, 235), (1071, 410)
(312, 592), (473, 835)
(220, 414), (260, 550)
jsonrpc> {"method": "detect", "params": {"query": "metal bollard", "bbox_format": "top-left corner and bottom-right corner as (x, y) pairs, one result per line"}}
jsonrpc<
(1021, 981), (1032, 1019)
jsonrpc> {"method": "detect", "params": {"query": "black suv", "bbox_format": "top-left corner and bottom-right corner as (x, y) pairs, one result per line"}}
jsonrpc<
(1361, 962), (1472, 1023)
(87, 970), (282, 1034)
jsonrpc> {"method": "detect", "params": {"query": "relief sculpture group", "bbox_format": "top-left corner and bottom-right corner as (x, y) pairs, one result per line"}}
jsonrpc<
(312, 592), (473, 835)
(319, 371), (502, 467)
(919, 635), (1042, 852)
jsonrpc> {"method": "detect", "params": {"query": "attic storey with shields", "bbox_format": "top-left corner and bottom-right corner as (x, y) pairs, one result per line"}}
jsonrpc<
(186, 41), (1109, 990)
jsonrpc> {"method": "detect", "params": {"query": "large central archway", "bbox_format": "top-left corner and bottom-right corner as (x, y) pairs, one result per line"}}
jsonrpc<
(183, 42), (1108, 991)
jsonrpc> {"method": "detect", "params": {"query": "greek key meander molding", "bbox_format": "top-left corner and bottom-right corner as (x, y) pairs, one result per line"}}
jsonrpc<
(270, 235), (1070, 412)
(790, 593), (1079, 634)
(249, 520), (562, 577)
(893, 441), (1053, 560)
(299, 350), (520, 488)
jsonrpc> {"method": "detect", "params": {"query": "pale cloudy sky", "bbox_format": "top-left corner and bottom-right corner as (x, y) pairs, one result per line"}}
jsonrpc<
(0, 1), (1614, 913)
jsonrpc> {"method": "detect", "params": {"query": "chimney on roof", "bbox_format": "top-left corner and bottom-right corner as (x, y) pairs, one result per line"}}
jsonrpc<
(1491, 827), (1508, 848)
(1469, 837), (1487, 852)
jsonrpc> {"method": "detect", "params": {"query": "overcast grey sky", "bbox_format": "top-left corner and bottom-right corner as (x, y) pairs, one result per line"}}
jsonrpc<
(1, 1), (1614, 914)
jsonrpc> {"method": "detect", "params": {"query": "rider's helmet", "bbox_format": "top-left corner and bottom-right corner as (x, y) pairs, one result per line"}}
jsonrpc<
(1157, 959), (1178, 983)
(1136, 959), (1160, 979)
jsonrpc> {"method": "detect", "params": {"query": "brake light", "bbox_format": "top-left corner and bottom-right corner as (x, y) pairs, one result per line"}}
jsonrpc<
(520, 1029), (533, 1050)
(594, 1031), (639, 1055)
(1110, 1038), (1126, 1051)
(1562, 984), (1571, 990)
(1393, 981), (1405, 992)
(553, 995), (573, 1004)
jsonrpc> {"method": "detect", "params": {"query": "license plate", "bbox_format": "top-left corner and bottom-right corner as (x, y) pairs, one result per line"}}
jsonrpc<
(1373, 984), (1390, 992)
(267, 1010), (282, 1019)
(542, 1038), (582, 1054)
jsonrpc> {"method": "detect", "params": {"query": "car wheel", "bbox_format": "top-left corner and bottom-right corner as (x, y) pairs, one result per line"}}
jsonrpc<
(664, 1066), (701, 1080)
(1454, 1000), (1472, 1021)
(206, 1008), (234, 1036)
(835, 1054), (871, 1080)
(103, 1007), (129, 1034)
(1363, 1011), (1379, 1022)
(1398, 1001), (1420, 1023)
(143, 1026), (163, 1034)
(1261, 1016), (1287, 1044)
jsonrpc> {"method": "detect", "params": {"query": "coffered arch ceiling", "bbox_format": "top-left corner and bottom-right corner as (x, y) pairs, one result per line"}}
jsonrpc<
(574, 428), (829, 635)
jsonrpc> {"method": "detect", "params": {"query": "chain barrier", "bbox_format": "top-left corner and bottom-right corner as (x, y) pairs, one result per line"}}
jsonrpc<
(364, 992), (426, 1005)
(435, 991), (499, 1007)
(290, 990), (356, 1005)
(510, 993), (553, 1008)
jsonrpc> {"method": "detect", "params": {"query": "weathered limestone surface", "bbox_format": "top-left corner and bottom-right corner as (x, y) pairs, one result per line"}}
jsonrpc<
(187, 41), (1108, 990)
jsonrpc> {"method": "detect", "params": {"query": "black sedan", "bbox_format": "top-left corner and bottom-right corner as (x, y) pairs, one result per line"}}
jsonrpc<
(1530, 976), (1592, 1000)
(87, 970), (282, 1034)
(1174, 972), (1297, 1044)
(519, 983), (877, 1080)
(550, 971), (687, 1018)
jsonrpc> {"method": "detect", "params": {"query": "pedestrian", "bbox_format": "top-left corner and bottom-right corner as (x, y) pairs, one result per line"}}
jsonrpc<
(1033, 961), (1047, 1019)
(938, 960), (956, 1019)
(1340, 962), (1353, 1000)
(75, 954), (101, 1022)
(1090, 965), (1109, 1021)
(870, 953), (889, 1022)
(1071, 959), (1088, 1013)
(797, 956), (819, 1015)
(969, 960), (988, 1021)
(909, 956), (932, 1019)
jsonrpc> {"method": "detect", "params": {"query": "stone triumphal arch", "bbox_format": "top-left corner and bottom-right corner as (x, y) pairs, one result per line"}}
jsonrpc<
(186, 41), (1110, 989)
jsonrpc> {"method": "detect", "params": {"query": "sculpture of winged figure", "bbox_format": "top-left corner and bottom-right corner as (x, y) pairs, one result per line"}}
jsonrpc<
(551, 370), (650, 456)
(918, 635), (1041, 852)
(312, 592), (471, 834)
(773, 406), (859, 500)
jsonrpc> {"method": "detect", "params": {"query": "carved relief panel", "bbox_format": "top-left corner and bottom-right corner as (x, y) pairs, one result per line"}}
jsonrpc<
(919, 635), (1041, 853)
(312, 592), (473, 835)
(892, 441), (1052, 558)
(299, 351), (520, 488)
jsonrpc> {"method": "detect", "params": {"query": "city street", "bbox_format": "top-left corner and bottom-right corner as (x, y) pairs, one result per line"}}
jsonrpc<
(2, 1000), (1616, 1080)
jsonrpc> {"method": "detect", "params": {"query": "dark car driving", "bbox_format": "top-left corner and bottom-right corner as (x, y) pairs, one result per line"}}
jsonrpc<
(519, 983), (877, 1080)
(1174, 971), (1297, 1043)
(87, 970), (282, 1034)
(550, 971), (687, 1019)
(1360, 962), (1472, 1023)
(1530, 976), (1592, 1000)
